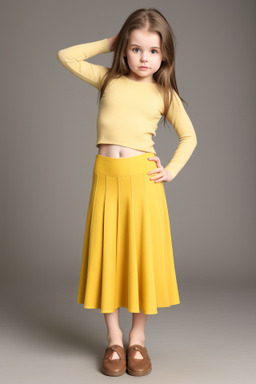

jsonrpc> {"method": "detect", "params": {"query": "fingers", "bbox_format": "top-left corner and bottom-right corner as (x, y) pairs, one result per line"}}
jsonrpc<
(148, 167), (162, 177)
(147, 157), (165, 183)
(147, 156), (162, 168)
(147, 156), (161, 163)
(147, 156), (170, 183)
(148, 169), (165, 182)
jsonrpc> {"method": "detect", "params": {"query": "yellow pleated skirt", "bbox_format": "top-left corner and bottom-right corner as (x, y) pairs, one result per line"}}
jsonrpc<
(77, 152), (180, 314)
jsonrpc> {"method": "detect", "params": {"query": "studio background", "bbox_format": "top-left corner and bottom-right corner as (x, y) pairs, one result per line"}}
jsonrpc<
(1, 1), (255, 383)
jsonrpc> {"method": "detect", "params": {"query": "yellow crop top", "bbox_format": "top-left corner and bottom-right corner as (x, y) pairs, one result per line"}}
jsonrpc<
(57, 38), (197, 180)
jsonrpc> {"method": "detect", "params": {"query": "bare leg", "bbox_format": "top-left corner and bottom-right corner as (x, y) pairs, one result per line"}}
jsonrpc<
(128, 309), (147, 359)
(103, 308), (123, 360)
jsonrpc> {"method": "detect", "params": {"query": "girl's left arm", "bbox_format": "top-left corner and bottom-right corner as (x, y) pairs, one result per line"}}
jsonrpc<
(164, 90), (198, 180)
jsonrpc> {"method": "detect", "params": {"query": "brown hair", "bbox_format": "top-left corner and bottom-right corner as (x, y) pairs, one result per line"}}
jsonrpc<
(98, 8), (187, 126)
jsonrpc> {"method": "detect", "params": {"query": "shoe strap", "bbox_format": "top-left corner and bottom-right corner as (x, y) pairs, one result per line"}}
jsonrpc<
(127, 344), (150, 360)
(104, 344), (125, 360)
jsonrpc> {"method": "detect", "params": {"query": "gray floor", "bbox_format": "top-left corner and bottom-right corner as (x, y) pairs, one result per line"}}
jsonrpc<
(1, 283), (255, 384)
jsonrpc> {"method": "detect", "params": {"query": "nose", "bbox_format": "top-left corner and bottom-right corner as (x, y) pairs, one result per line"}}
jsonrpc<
(140, 51), (148, 62)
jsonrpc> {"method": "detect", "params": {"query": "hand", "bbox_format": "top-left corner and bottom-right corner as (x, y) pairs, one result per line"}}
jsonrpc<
(107, 33), (119, 51)
(147, 156), (173, 183)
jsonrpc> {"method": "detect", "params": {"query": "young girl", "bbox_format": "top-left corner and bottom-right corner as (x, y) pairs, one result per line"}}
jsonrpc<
(57, 8), (197, 377)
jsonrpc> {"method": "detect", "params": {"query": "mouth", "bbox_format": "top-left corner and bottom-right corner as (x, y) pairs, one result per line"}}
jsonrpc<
(139, 66), (149, 69)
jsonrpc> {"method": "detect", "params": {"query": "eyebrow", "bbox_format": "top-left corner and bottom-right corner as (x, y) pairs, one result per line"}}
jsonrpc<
(130, 44), (160, 49)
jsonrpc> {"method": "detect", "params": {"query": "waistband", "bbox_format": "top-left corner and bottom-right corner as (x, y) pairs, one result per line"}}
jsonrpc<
(94, 152), (157, 176)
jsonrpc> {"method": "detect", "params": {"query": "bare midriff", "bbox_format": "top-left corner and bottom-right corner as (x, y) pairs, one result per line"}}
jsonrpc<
(97, 144), (149, 158)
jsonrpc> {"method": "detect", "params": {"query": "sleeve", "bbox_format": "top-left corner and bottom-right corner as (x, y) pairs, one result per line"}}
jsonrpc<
(164, 89), (198, 180)
(57, 38), (111, 90)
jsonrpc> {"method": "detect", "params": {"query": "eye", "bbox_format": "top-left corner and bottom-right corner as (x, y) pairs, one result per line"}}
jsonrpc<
(132, 48), (140, 53)
(151, 49), (158, 54)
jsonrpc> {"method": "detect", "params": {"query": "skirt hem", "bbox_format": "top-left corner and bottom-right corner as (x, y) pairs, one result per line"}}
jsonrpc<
(76, 300), (181, 315)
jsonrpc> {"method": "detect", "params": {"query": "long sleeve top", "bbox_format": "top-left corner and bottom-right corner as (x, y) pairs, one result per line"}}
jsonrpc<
(57, 38), (197, 180)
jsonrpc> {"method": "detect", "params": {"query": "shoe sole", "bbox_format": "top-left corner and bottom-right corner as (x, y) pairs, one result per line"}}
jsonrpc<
(101, 366), (126, 376)
(127, 366), (152, 376)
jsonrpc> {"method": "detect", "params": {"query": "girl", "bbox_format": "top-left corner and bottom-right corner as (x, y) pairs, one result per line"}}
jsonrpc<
(57, 8), (197, 377)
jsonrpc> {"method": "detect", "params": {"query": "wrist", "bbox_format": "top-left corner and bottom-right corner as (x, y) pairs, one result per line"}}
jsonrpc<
(107, 37), (114, 51)
(107, 38), (112, 51)
(165, 168), (174, 182)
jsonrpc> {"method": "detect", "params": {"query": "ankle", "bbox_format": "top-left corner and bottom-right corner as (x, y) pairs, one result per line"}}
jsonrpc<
(128, 330), (145, 347)
(106, 329), (123, 348)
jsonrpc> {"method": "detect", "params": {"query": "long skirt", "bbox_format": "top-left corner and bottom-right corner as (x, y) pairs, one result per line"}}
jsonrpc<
(77, 152), (180, 315)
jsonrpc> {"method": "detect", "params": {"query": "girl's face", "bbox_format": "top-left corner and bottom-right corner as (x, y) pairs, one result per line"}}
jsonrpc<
(124, 29), (163, 83)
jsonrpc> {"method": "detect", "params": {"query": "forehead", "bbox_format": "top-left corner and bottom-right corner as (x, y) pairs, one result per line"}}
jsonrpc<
(128, 29), (161, 47)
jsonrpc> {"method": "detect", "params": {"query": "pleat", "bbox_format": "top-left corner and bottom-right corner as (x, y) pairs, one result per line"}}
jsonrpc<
(156, 184), (180, 305)
(101, 176), (118, 312)
(77, 172), (99, 305)
(83, 172), (105, 308)
(133, 173), (158, 314)
(146, 178), (174, 307)
(115, 175), (140, 312)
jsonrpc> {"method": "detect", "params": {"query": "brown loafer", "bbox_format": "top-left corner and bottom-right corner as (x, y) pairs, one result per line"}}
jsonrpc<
(126, 344), (152, 376)
(101, 344), (126, 376)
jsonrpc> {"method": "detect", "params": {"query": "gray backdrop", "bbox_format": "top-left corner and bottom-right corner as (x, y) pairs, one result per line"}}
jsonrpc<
(1, 1), (255, 383)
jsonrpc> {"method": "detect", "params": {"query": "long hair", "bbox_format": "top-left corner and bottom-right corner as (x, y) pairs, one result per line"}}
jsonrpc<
(98, 8), (187, 126)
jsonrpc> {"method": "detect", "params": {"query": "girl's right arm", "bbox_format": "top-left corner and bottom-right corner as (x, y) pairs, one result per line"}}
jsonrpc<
(57, 38), (112, 89)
